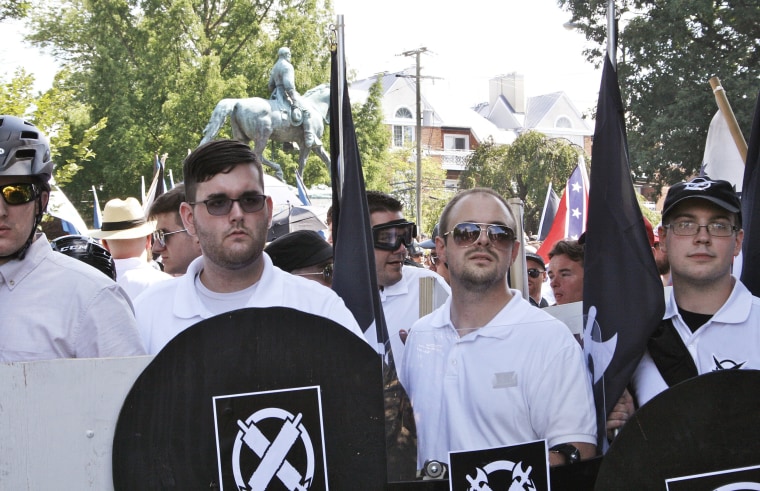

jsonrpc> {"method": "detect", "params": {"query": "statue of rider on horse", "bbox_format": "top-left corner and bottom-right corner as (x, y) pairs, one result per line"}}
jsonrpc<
(268, 47), (322, 149)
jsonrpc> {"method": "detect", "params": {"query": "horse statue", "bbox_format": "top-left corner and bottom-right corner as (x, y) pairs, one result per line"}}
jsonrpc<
(199, 83), (331, 181)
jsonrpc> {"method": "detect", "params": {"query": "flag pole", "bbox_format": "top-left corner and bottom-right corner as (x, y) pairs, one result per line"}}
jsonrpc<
(709, 76), (748, 163)
(607, 0), (616, 69)
(335, 15), (346, 201)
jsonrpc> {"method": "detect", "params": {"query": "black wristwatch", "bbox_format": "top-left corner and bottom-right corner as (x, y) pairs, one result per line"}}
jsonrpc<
(550, 443), (581, 465)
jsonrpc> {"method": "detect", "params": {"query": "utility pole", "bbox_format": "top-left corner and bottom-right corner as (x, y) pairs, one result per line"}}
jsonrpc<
(398, 47), (431, 235)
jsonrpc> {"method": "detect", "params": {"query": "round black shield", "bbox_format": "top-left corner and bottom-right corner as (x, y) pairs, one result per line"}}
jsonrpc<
(113, 307), (385, 490)
(595, 369), (760, 490)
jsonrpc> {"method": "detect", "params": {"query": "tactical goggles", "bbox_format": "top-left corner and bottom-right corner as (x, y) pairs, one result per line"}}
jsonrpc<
(443, 222), (516, 250)
(372, 219), (417, 251)
(0, 183), (39, 206)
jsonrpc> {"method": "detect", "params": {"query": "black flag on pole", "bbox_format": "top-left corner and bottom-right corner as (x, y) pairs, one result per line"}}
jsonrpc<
(740, 90), (760, 296)
(328, 48), (389, 353)
(583, 55), (665, 450)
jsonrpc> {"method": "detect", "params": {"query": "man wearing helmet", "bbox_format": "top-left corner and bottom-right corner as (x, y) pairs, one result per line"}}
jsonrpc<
(0, 115), (145, 361)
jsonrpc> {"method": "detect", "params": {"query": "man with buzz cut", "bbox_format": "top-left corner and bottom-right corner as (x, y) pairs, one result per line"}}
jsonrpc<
(134, 139), (365, 354)
(632, 176), (760, 407)
(401, 187), (596, 472)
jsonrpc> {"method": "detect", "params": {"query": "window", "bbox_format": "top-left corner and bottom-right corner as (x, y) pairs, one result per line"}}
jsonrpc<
(555, 116), (572, 129)
(444, 134), (468, 151)
(393, 126), (414, 147)
(395, 107), (414, 119)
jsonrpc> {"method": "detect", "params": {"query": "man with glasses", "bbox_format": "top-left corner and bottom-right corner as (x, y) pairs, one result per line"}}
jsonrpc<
(419, 222), (450, 285)
(525, 252), (549, 308)
(366, 191), (450, 364)
(134, 139), (364, 354)
(632, 177), (759, 406)
(0, 115), (144, 360)
(148, 183), (201, 276)
(400, 188), (596, 472)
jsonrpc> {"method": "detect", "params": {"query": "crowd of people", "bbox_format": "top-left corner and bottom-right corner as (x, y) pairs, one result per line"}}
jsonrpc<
(2, 114), (757, 480)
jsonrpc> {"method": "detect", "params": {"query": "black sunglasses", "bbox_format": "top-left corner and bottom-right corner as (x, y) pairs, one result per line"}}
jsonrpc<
(372, 220), (417, 251)
(527, 268), (545, 278)
(0, 183), (39, 206)
(295, 263), (333, 283)
(189, 194), (267, 216)
(443, 222), (516, 250)
(152, 228), (188, 248)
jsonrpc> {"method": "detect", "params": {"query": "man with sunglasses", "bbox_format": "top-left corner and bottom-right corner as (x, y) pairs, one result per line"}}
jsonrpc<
(148, 183), (201, 276)
(525, 251), (549, 308)
(400, 188), (596, 471)
(632, 177), (760, 407)
(366, 191), (450, 364)
(0, 115), (144, 361)
(134, 139), (364, 354)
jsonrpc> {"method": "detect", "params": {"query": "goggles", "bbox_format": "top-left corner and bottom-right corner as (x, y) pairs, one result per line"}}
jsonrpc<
(443, 222), (516, 250)
(0, 183), (39, 206)
(294, 263), (334, 284)
(152, 228), (188, 248)
(189, 194), (267, 216)
(372, 220), (417, 251)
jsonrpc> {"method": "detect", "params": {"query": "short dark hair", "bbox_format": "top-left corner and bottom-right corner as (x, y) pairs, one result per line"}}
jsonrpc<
(148, 183), (186, 223)
(548, 239), (584, 266)
(366, 190), (403, 215)
(439, 187), (515, 238)
(183, 139), (262, 201)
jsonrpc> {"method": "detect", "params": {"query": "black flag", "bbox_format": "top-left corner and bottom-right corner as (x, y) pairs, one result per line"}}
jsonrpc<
(583, 55), (665, 450)
(328, 48), (389, 353)
(741, 90), (760, 296)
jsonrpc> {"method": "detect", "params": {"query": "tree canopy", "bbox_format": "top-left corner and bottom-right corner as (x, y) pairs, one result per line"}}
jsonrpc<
(18, 0), (335, 214)
(458, 131), (583, 235)
(558, 0), (760, 194)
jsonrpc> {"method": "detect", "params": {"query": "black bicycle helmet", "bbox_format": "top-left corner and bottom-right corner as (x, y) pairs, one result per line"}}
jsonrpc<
(50, 235), (117, 280)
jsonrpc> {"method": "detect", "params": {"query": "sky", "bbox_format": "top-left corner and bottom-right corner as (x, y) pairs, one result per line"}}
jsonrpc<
(2, 0), (604, 113)
(331, 0), (604, 113)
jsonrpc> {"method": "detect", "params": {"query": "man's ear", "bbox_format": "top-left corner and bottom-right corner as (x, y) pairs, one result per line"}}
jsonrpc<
(180, 202), (196, 236)
(39, 191), (50, 213)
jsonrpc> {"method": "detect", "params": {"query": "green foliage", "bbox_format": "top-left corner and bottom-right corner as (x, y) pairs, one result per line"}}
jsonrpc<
(0, 0), (29, 21)
(459, 131), (582, 235)
(21, 0), (333, 216)
(558, 0), (760, 195)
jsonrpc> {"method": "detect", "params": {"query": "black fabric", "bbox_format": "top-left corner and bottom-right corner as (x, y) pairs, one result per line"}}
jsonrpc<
(678, 307), (712, 334)
(264, 230), (332, 272)
(647, 318), (699, 387)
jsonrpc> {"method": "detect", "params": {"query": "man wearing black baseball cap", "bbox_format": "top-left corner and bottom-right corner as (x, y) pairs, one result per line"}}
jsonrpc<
(632, 176), (758, 407)
(265, 230), (334, 287)
(525, 252), (549, 308)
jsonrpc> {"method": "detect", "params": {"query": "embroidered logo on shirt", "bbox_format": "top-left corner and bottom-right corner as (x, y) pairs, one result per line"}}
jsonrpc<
(712, 355), (746, 371)
(492, 371), (518, 388)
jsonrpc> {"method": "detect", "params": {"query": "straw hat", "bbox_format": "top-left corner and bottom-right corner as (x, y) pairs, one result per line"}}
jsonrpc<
(90, 197), (156, 240)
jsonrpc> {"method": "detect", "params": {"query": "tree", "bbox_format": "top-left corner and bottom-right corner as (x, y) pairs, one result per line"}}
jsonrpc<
(0, 0), (29, 21)
(458, 131), (581, 235)
(558, 0), (760, 194)
(22, 0), (333, 216)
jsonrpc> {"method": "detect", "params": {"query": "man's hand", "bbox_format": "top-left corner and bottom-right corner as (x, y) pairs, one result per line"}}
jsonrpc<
(606, 388), (634, 440)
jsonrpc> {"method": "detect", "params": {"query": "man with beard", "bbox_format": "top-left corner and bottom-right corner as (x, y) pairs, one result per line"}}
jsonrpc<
(134, 139), (364, 353)
(400, 188), (596, 472)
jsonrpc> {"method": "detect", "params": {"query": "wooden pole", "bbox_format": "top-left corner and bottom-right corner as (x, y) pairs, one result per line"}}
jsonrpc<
(710, 76), (748, 163)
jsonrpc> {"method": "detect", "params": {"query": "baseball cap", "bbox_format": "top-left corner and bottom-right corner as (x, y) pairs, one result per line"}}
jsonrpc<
(525, 252), (545, 270)
(419, 223), (439, 249)
(662, 177), (741, 224)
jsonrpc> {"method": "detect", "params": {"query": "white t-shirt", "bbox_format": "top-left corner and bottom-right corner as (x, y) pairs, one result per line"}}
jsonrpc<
(632, 279), (760, 406)
(114, 256), (172, 300)
(401, 289), (596, 468)
(134, 253), (366, 354)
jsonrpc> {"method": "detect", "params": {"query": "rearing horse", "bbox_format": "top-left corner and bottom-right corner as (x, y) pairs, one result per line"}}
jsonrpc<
(199, 84), (331, 181)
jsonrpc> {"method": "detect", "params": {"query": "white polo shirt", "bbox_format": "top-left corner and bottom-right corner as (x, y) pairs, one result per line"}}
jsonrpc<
(135, 253), (366, 354)
(370, 265), (450, 369)
(114, 256), (172, 300)
(632, 279), (760, 406)
(401, 289), (596, 468)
